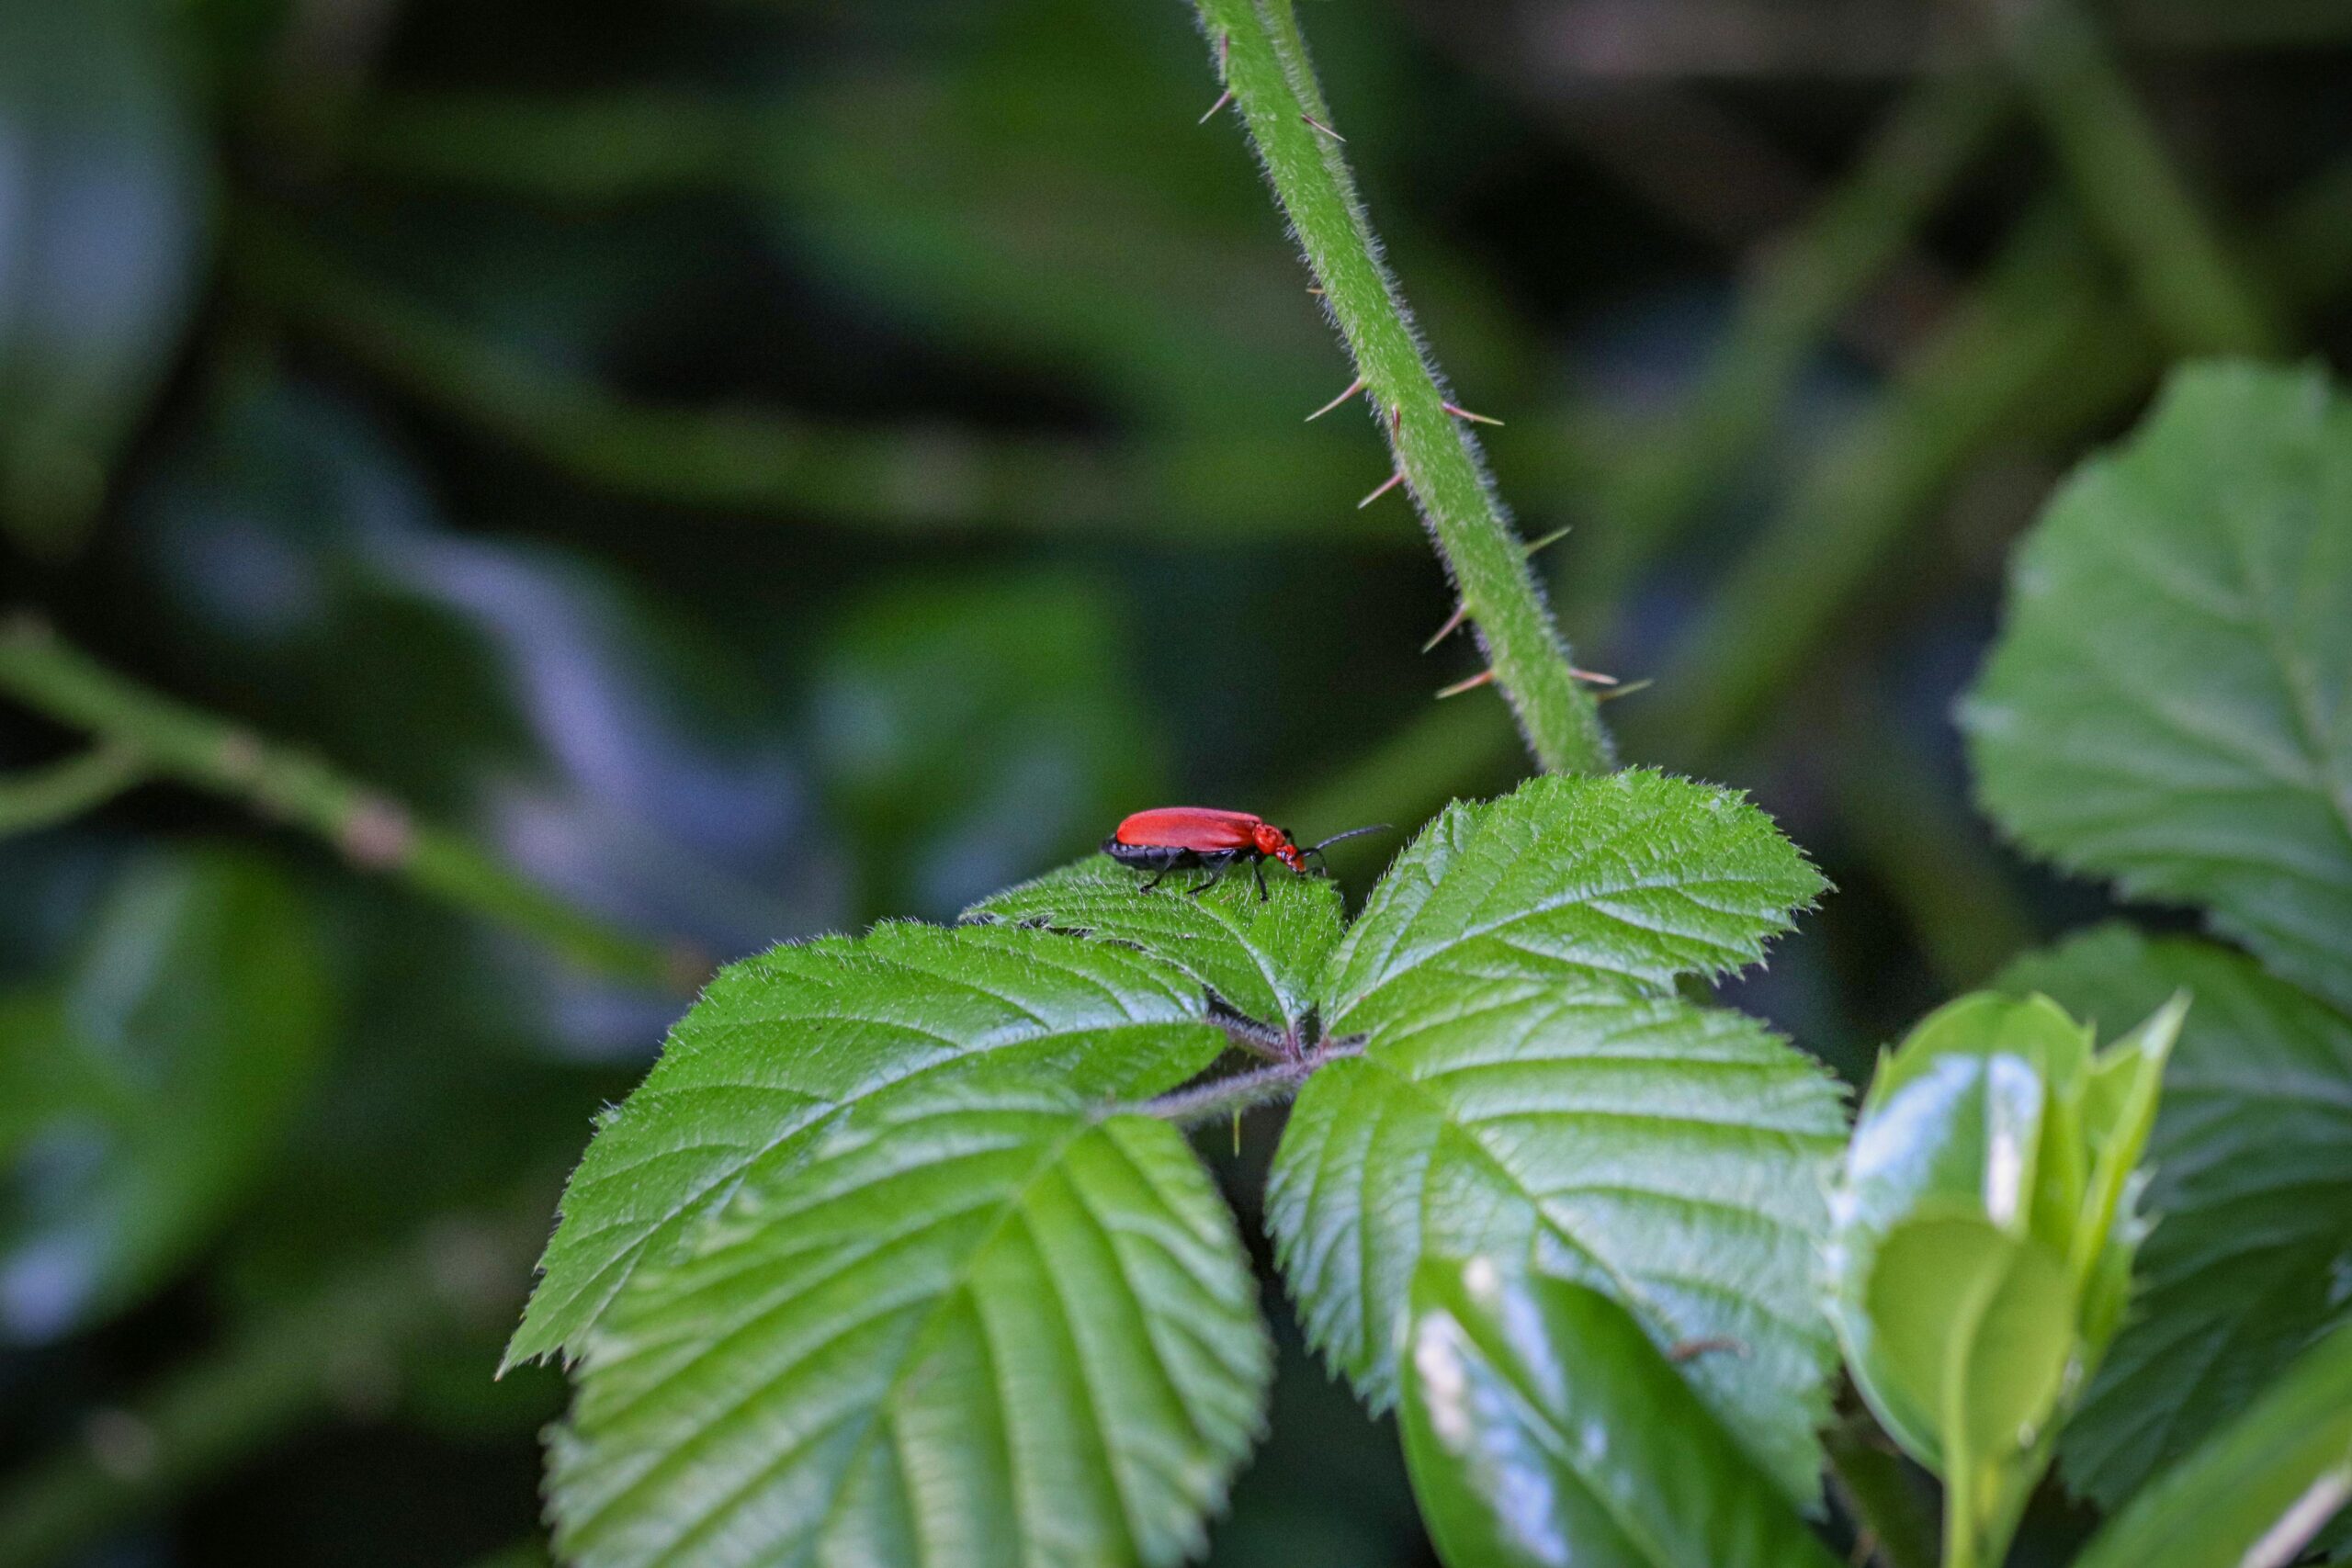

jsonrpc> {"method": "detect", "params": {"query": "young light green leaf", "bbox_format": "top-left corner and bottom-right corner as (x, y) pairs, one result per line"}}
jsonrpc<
(1996, 926), (2352, 1516)
(965, 853), (1344, 1031)
(2074, 1320), (2352, 1568)
(1824, 988), (2177, 1489)
(1401, 1258), (1842, 1568)
(1268, 984), (1848, 1501)
(0, 847), (330, 1340)
(1321, 770), (1824, 1035)
(1863, 1218), (2075, 1473)
(551, 1077), (1271, 1568)
(1962, 361), (2352, 1013)
(505, 922), (1226, 1370)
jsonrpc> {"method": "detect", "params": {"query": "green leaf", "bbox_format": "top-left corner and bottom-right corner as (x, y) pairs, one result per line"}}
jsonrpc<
(1268, 986), (1848, 1500)
(965, 854), (1343, 1031)
(1863, 1218), (2075, 1471)
(0, 0), (210, 555)
(1321, 770), (1824, 1035)
(550, 1076), (1271, 1568)
(1962, 361), (2352, 1013)
(1400, 1257), (1841, 1568)
(0, 847), (330, 1339)
(2074, 1320), (2352, 1568)
(1996, 925), (2352, 1516)
(506, 922), (1225, 1369)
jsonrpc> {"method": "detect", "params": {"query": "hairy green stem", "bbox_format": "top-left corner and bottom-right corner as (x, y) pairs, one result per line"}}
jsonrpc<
(1139, 1043), (1362, 1128)
(0, 618), (680, 988)
(1298, 143), (2352, 832)
(227, 208), (1380, 543)
(1189, 0), (1611, 775)
(0, 742), (146, 836)
(0, 1209), (541, 1568)
(1999, 0), (2279, 355)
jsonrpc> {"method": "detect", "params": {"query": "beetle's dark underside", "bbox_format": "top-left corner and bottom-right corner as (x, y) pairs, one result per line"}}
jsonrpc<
(1101, 839), (1273, 897)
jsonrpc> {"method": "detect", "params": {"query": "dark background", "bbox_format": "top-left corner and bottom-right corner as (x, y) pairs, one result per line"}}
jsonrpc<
(3, 0), (2348, 1562)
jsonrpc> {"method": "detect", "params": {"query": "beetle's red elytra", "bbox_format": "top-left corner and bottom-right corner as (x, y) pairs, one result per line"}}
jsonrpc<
(1102, 808), (1386, 899)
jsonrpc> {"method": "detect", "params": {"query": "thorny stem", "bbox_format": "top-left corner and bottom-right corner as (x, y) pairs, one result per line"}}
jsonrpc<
(1139, 1040), (1363, 1128)
(0, 616), (684, 990)
(1187, 0), (1614, 776)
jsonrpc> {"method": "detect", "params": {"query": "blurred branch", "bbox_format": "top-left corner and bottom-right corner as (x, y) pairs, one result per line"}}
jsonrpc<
(1191, 0), (1613, 775)
(227, 208), (1385, 543)
(0, 742), (147, 837)
(1432, 0), (2352, 79)
(1996, 0), (2280, 355)
(0, 1207), (541, 1568)
(0, 618), (683, 989)
(1566, 65), (2011, 615)
(1633, 130), (2352, 764)
(1632, 203), (2123, 764)
(1828, 700), (2040, 990)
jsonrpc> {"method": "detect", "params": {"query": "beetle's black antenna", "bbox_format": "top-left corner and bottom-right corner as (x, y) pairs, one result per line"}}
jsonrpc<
(1303, 824), (1390, 863)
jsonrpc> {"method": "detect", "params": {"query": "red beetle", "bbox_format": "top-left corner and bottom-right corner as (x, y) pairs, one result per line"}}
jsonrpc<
(1103, 808), (1386, 899)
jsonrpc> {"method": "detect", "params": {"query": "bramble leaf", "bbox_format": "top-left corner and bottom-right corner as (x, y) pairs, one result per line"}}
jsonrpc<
(550, 1076), (1270, 1568)
(2073, 1319), (2352, 1568)
(1996, 925), (2352, 1519)
(1269, 984), (1847, 1502)
(965, 853), (1344, 1031)
(505, 922), (1225, 1369)
(1321, 769), (1824, 1035)
(1962, 361), (2352, 1012)
(1401, 1258), (1841, 1568)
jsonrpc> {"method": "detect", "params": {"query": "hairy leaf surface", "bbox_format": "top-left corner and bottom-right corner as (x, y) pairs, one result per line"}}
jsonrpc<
(551, 1077), (1270, 1568)
(1321, 770), (1823, 1034)
(1268, 983), (1847, 1500)
(1964, 363), (2352, 1011)
(507, 922), (1225, 1368)
(1997, 926), (2352, 1517)
(966, 854), (1343, 1030)
(1401, 1258), (1842, 1568)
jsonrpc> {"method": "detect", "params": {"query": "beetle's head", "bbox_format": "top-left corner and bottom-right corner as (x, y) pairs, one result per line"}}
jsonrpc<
(1254, 822), (1306, 871)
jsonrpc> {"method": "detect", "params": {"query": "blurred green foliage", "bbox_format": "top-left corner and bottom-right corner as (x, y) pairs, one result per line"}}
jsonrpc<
(0, 0), (2348, 1562)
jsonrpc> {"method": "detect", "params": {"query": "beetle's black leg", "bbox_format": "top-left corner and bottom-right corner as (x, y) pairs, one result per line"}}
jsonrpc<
(1187, 857), (1231, 897)
(1140, 866), (1172, 892)
(1254, 857), (1269, 900)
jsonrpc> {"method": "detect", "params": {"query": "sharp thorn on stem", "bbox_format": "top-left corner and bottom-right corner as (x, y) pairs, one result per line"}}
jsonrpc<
(1306, 378), (1364, 422)
(1521, 524), (1573, 558)
(1566, 666), (1621, 686)
(1442, 401), (1503, 426)
(1306, 285), (1325, 297)
(1301, 112), (1346, 141)
(1435, 669), (1496, 700)
(1357, 471), (1406, 509)
(1597, 678), (1655, 703)
(1420, 602), (1469, 652)
(1198, 89), (1233, 124)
